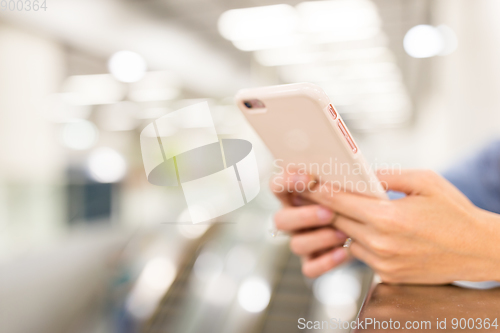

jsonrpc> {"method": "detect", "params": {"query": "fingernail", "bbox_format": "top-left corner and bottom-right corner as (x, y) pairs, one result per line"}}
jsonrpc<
(317, 207), (333, 223)
(335, 230), (347, 239)
(332, 248), (347, 263)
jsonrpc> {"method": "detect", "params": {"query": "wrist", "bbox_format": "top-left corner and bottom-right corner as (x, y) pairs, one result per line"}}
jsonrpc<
(473, 209), (500, 281)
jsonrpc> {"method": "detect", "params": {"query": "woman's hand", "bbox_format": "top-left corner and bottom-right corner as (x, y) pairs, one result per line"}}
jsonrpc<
(272, 170), (500, 283)
(271, 174), (351, 278)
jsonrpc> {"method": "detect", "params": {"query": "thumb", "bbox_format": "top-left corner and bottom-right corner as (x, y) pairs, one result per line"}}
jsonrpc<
(376, 169), (436, 196)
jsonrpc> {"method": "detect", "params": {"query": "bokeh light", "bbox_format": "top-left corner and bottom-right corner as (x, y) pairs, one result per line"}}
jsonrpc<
(218, 5), (297, 43)
(87, 147), (127, 183)
(404, 24), (444, 58)
(313, 268), (362, 320)
(108, 50), (147, 83)
(60, 119), (98, 150)
(237, 276), (271, 313)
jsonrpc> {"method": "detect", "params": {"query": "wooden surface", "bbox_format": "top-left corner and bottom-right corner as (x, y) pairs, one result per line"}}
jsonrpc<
(356, 284), (500, 332)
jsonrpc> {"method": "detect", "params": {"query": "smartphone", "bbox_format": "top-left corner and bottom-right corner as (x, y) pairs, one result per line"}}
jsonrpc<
(236, 82), (387, 199)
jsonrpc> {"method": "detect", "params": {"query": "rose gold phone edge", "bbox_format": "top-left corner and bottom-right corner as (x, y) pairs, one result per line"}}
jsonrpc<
(236, 82), (388, 200)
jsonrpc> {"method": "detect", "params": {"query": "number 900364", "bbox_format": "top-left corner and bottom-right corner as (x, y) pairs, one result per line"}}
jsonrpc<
(1, 0), (47, 11)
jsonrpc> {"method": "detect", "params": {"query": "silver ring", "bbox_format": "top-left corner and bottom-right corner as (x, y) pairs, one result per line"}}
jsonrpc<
(343, 237), (353, 248)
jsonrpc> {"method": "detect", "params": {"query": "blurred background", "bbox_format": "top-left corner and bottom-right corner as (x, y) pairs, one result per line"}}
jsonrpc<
(1, 0), (500, 332)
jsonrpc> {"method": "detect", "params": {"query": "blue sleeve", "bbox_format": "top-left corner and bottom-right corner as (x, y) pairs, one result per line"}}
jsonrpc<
(442, 141), (500, 214)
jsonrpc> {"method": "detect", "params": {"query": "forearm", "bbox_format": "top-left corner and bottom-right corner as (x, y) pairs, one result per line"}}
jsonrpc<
(476, 210), (500, 280)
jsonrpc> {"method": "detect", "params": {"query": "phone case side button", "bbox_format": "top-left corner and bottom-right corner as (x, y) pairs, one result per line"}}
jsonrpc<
(328, 104), (338, 120)
(337, 120), (358, 154)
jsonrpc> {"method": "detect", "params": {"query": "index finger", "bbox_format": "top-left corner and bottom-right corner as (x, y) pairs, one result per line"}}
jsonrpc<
(301, 182), (390, 225)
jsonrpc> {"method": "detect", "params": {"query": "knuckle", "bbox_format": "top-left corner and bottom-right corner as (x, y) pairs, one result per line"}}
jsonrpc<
(373, 258), (393, 275)
(366, 237), (394, 257)
(377, 261), (405, 281)
(375, 203), (404, 233)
